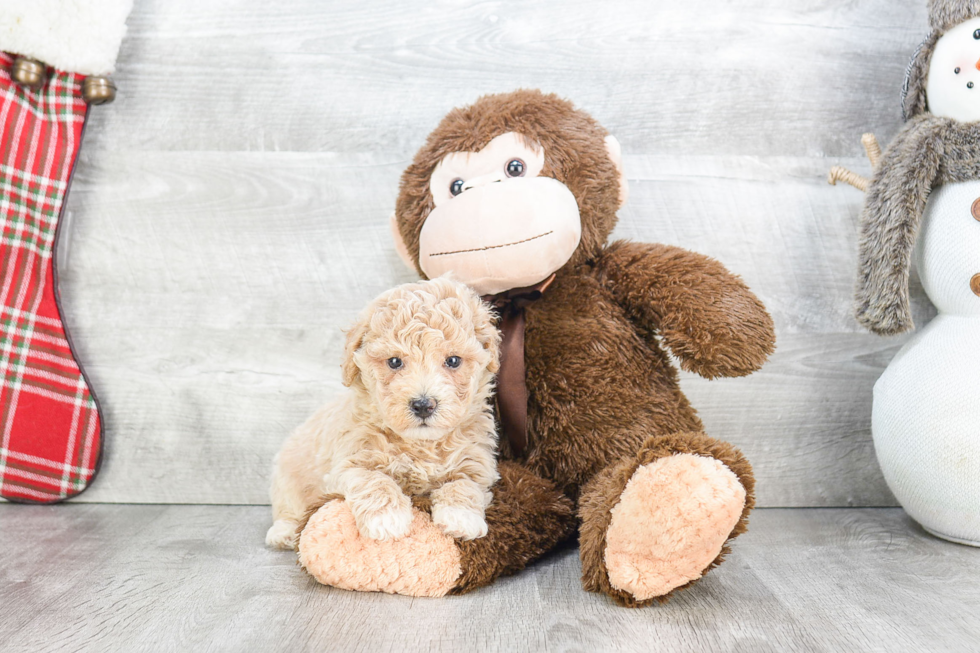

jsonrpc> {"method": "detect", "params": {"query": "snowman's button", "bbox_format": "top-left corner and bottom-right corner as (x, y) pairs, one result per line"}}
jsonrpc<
(972, 273), (980, 297)
(972, 198), (980, 222)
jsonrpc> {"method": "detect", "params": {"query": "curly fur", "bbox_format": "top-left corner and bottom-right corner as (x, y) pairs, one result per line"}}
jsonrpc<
(266, 277), (501, 549)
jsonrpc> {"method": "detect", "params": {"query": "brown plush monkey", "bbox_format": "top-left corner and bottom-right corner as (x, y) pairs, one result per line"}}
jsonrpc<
(297, 90), (775, 606)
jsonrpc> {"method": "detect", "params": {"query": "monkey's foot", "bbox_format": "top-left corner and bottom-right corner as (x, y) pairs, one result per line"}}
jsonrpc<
(604, 453), (746, 601)
(298, 500), (461, 597)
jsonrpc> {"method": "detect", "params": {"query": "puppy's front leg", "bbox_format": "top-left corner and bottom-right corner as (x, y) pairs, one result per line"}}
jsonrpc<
(431, 479), (491, 541)
(338, 467), (413, 541)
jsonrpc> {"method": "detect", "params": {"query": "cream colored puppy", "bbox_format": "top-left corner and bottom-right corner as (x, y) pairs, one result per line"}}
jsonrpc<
(266, 277), (501, 550)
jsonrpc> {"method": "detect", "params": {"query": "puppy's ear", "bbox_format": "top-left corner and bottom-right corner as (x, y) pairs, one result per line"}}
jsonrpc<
(474, 302), (502, 374)
(341, 318), (369, 387)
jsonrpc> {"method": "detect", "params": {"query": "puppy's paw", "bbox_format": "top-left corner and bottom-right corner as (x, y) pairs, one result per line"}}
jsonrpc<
(266, 519), (300, 550)
(357, 503), (414, 541)
(432, 504), (488, 541)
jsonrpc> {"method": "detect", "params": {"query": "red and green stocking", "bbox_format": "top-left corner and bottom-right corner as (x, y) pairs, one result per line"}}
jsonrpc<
(0, 53), (103, 502)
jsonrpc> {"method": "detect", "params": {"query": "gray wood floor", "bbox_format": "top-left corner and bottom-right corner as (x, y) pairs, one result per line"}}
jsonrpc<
(31, 0), (932, 507)
(1, 505), (977, 652)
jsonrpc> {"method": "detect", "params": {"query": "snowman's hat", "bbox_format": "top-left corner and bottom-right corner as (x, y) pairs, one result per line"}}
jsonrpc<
(930, 0), (980, 33)
(904, 1), (980, 119)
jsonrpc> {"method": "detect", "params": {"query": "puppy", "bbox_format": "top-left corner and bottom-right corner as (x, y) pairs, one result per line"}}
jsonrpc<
(266, 277), (501, 550)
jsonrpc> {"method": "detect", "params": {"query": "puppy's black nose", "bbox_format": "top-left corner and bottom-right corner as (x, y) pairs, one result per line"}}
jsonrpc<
(409, 396), (437, 419)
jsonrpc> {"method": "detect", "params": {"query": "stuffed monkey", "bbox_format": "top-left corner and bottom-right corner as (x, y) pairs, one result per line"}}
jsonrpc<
(298, 90), (776, 605)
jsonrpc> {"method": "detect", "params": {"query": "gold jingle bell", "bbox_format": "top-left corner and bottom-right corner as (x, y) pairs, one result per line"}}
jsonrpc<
(11, 56), (47, 90)
(82, 76), (117, 105)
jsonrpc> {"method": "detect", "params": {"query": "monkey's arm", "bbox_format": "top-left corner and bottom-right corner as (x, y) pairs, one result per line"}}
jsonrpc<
(596, 240), (775, 379)
(854, 115), (944, 335)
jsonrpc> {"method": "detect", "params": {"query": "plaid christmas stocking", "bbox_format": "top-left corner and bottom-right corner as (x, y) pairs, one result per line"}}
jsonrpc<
(0, 53), (103, 502)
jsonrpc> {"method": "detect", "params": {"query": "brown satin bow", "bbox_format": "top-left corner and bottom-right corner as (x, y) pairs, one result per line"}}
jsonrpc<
(482, 274), (555, 456)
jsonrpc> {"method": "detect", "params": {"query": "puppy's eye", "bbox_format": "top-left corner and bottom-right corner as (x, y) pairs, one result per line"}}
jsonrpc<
(450, 179), (464, 196)
(445, 356), (462, 369)
(387, 357), (403, 370)
(505, 159), (525, 178)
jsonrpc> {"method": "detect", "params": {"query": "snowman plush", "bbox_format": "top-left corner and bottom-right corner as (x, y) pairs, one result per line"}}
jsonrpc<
(843, 0), (980, 546)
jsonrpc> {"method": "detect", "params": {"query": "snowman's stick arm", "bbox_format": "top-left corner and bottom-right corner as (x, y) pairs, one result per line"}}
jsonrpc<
(827, 133), (881, 192)
(828, 166), (869, 191)
(862, 133), (882, 168)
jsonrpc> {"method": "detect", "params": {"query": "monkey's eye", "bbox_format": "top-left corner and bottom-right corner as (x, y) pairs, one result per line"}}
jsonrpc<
(387, 357), (403, 370)
(974, 28), (980, 39)
(450, 179), (465, 196)
(445, 356), (462, 369)
(505, 159), (526, 177)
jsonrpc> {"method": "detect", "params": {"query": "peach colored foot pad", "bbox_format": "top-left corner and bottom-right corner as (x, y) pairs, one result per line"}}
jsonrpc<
(604, 454), (746, 601)
(298, 501), (462, 597)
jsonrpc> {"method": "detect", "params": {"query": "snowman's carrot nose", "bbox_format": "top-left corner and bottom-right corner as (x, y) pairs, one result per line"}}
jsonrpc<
(976, 57), (980, 71)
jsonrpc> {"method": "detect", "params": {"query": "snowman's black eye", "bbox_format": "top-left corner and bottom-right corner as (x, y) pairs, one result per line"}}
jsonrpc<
(974, 28), (980, 39)
(970, 82), (975, 89)
(450, 179), (464, 196)
(956, 67), (962, 74)
(505, 159), (526, 177)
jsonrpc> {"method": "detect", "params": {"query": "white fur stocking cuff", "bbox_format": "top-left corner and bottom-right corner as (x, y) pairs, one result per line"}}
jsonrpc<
(0, 0), (134, 75)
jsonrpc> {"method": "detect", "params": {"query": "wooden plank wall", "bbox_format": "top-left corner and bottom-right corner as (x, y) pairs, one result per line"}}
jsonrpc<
(45, 0), (935, 505)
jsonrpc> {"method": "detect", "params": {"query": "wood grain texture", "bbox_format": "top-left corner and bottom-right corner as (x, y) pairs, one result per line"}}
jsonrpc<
(88, 0), (930, 158)
(1, 505), (978, 652)
(25, 0), (943, 504)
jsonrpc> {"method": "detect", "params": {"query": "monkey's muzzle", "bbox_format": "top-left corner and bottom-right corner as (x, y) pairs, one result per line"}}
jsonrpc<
(418, 177), (581, 296)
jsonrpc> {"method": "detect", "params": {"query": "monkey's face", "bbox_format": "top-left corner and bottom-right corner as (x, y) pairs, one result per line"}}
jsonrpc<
(927, 16), (980, 122)
(392, 91), (628, 295)
(418, 132), (582, 296)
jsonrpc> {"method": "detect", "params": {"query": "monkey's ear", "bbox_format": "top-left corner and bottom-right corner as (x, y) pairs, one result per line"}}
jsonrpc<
(604, 135), (629, 208)
(390, 211), (417, 273)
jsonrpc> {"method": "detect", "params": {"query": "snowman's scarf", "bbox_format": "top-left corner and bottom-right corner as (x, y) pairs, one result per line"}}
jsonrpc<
(855, 114), (980, 335)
